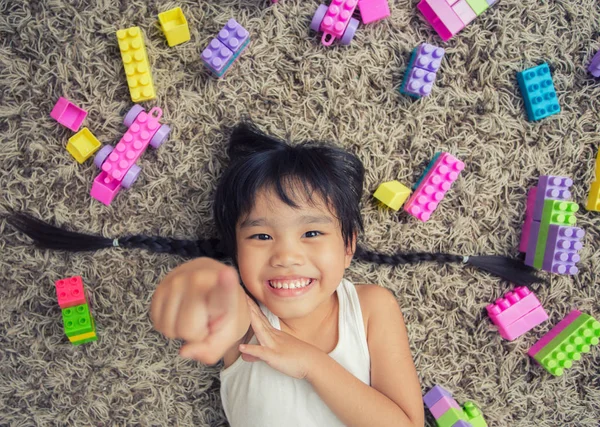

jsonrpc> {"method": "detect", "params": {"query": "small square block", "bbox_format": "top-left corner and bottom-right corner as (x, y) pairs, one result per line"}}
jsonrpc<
(463, 401), (487, 427)
(50, 97), (87, 132)
(517, 63), (561, 121)
(400, 44), (445, 98)
(495, 305), (549, 341)
(437, 407), (467, 427)
(430, 396), (461, 418)
(158, 7), (190, 47)
(66, 128), (102, 164)
(62, 304), (94, 337)
(358, 0), (390, 24)
(55, 276), (86, 309)
(423, 384), (453, 409)
(533, 175), (573, 221)
(217, 19), (250, 54)
(373, 181), (411, 210)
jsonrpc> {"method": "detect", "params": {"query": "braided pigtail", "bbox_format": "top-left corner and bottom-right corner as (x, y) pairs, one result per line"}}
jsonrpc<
(354, 245), (543, 287)
(7, 213), (228, 260)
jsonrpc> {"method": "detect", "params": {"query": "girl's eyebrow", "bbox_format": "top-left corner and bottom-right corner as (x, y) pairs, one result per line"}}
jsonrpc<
(239, 215), (333, 229)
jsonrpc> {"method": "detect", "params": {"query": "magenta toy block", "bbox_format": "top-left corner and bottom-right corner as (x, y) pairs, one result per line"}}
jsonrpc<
(217, 19), (250, 54)
(452, 0), (477, 26)
(423, 384), (453, 409)
(589, 50), (600, 78)
(520, 187), (538, 253)
(357, 0), (390, 24)
(404, 152), (464, 222)
(524, 220), (540, 267)
(417, 0), (465, 42)
(528, 310), (581, 357)
(533, 176), (573, 221)
(50, 97), (88, 132)
(55, 276), (86, 309)
(542, 225), (584, 275)
(495, 305), (549, 341)
(430, 396), (461, 419)
(486, 287), (543, 328)
(312, 0), (360, 46)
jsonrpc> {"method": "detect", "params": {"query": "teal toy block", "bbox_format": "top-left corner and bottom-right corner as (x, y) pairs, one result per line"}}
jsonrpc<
(62, 304), (94, 337)
(413, 152), (442, 190)
(516, 63), (560, 121)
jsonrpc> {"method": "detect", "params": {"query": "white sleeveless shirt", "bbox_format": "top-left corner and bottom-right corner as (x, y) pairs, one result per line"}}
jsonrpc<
(220, 279), (371, 427)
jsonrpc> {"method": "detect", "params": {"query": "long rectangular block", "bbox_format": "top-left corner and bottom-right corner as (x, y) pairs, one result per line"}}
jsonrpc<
(541, 225), (584, 275)
(586, 180), (600, 212)
(524, 220), (540, 267)
(400, 43), (445, 98)
(495, 305), (549, 341)
(116, 27), (155, 102)
(533, 200), (578, 269)
(414, 152), (442, 190)
(519, 186), (537, 253)
(487, 287), (547, 340)
(201, 19), (250, 78)
(516, 63), (560, 121)
(533, 176), (573, 221)
(528, 310), (581, 357)
(417, 0), (465, 42)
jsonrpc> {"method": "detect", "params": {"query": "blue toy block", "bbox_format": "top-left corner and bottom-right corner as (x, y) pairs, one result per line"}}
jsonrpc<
(516, 63), (560, 121)
(413, 152), (442, 190)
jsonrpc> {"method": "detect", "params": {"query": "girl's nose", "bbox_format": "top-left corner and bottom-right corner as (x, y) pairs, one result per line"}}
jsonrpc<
(270, 242), (304, 268)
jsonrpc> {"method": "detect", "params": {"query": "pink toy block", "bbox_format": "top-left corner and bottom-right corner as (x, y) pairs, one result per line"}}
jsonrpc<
(495, 305), (549, 341)
(430, 396), (461, 419)
(313, 0), (360, 46)
(589, 49), (600, 78)
(520, 186), (538, 253)
(423, 384), (453, 409)
(451, 0), (477, 26)
(528, 310), (582, 357)
(50, 97), (88, 132)
(357, 0), (390, 24)
(486, 287), (543, 327)
(55, 276), (86, 309)
(404, 152), (464, 222)
(417, 0), (465, 42)
(542, 225), (584, 275)
(533, 176), (573, 221)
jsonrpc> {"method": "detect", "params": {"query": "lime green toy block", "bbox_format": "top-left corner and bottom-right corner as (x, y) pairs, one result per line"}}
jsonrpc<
(436, 407), (467, 427)
(373, 180), (411, 211)
(533, 199), (578, 269)
(534, 313), (600, 376)
(62, 304), (94, 337)
(66, 127), (101, 163)
(465, 0), (489, 15)
(158, 7), (190, 47)
(463, 401), (487, 427)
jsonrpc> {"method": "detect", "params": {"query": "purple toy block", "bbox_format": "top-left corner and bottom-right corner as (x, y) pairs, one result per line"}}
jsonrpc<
(50, 97), (88, 132)
(405, 68), (438, 97)
(519, 186), (538, 253)
(524, 220), (540, 267)
(413, 43), (445, 73)
(589, 49), (600, 78)
(217, 19), (250, 54)
(430, 396), (461, 418)
(542, 225), (584, 275)
(453, 421), (474, 427)
(528, 310), (582, 357)
(202, 39), (234, 74)
(533, 175), (573, 221)
(423, 384), (453, 409)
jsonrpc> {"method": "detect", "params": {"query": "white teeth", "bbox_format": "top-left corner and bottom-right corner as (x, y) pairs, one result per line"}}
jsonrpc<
(269, 279), (312, 289)
(283, 283), (289, 289)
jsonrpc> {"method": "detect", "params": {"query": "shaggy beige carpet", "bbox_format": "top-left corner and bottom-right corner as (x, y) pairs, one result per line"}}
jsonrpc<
(1, 0), (599, 425)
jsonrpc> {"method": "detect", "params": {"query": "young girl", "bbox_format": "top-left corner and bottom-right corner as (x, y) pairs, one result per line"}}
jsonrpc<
(8, 123), (541, 427)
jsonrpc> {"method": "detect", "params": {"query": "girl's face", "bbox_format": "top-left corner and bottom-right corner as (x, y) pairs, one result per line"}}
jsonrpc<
(235, 187), (355, 320)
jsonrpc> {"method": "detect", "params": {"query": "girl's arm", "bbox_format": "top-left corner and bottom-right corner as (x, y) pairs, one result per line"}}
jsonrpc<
(305, 285), (424, 427)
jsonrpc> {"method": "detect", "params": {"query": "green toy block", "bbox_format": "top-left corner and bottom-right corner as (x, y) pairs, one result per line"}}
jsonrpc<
(533, 199), (578, 269)
(62, 303), (94, 337)
(463, 401), (487, 427)
(534, 313), (600, 376)
(436, 407), (467, 427)
(465, 0), (489, 15)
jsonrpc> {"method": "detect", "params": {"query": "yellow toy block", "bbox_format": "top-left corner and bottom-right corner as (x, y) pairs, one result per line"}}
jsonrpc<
(116, 27), (156, 102)
(596, 150), (600, 178)
(66, 127), (101, 163)
(373, 180), (411, 211)
(586, 181), (600, 212)
(158, 7), (190, 47)
(68, 330), (97, 343)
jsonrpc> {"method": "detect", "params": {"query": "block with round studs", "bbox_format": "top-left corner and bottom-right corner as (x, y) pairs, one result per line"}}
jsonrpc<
(516, 63), (560, 121)
(116, 27), (155, 102)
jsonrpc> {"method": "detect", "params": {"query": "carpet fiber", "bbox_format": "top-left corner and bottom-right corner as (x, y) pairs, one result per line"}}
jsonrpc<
(1, 0), (599, 425)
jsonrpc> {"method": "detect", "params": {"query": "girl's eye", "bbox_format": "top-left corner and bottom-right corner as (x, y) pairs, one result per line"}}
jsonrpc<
(250, 234), (272, 241)
(304, 231), (322, 238)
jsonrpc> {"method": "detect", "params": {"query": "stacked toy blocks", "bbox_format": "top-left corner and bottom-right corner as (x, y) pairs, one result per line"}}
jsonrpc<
(586, 150), (600, 212)
(423, 385), (487, 427)
(55, 276), (97, 345)
(516, 63), (560, 121)
(373, 181), (411, 210)
(158, 7), (190, 47)
(522, 176), (584, 275)
(400, 43), (445, 98)
(588, 49), (600, 77)
(417, 0), (496, 42)
(486, 287), (548, 341)
(404, 152), (464, 222)
(116, 27), (156, 102)
(201, 19), (250, 78)
(528, 310), (600, 376)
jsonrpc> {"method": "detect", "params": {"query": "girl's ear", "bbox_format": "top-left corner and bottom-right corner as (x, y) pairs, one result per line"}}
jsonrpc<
(344, 232), (357, 268)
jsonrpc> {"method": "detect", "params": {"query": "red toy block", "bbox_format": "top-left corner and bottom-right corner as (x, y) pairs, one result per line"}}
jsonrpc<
(54, 276), (86, 309)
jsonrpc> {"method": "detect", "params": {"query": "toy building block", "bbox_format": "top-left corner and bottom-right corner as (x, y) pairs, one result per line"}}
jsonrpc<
(50, 97), (87, 132)
(417, 0), (465, 42)
(516, 63), (560, 122)
(310, 0), (361, 46)
(91, 105), (170, 205)
(373, 181), (411, 210)
(532, 175), (573, 221)
(429, 395), (461, 418)
(586, 181), (600, 212)
(437, 407), (469, 427)
(519, 187), (537, 253)
(414, 152), (442, 190)
(400, 43), (445, 98)
(67, 128), (102, 164)
(451, 0), (477, 26)
(452, 422), (474, 427)
(404, 152), (464, 222)
(533, 200), (578, 269)
(542, 225), (584, 275)
(464, 0), (489, 15)
(201, 19), (250, 78)
(528, 310), (581, 357)
(158, 7), (190, 47)
(524, 220), (540, 267)
(589, 49), (600, 77)
(62, 303), (95, 338)
(463, 402), (487, 427)
(423, 384), (453, 409)
(116, 27), (155, 102)
(357, 0), (390, 24)
(55, 276), (86, 309)
(530, 312), (600, 376)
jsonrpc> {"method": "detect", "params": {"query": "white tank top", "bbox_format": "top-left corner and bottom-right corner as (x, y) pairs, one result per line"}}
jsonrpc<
(220, 279), (371, 427)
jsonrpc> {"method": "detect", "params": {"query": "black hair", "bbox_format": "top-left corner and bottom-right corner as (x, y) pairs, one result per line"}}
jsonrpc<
(6, 122), (542, 287)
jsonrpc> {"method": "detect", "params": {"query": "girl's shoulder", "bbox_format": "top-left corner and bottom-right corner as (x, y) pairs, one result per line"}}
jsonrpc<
(354, 284), (399, 337)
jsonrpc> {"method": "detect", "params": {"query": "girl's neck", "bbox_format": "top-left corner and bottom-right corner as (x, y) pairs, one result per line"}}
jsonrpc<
(279, 292), (339, 338)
